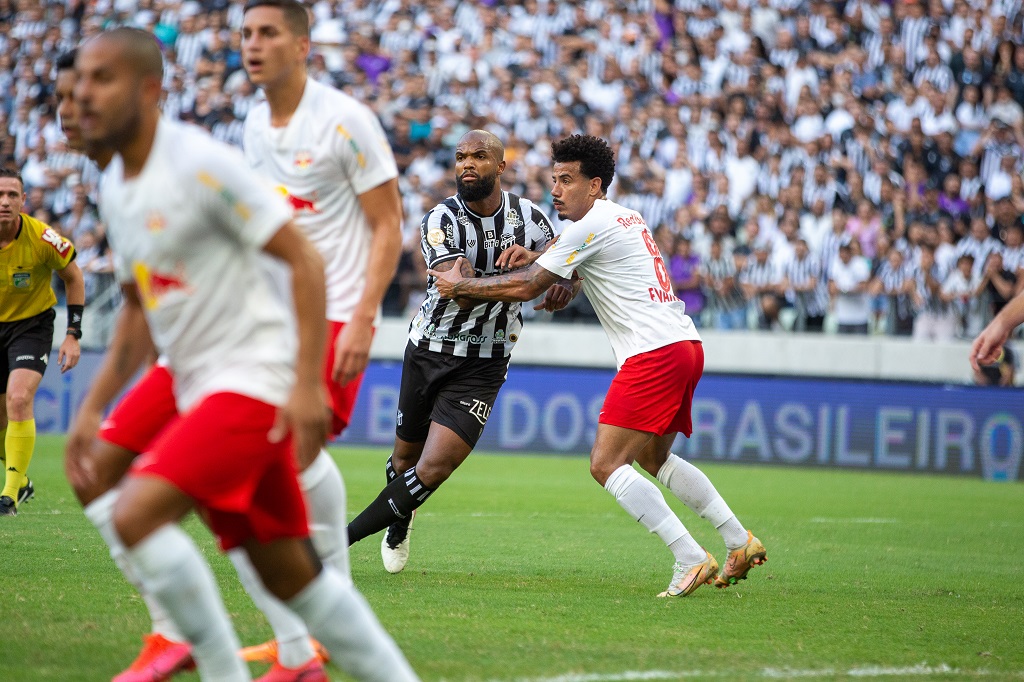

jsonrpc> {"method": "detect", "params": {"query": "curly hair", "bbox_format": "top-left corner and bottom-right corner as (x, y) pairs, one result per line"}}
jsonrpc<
(551, 134), (616, 194)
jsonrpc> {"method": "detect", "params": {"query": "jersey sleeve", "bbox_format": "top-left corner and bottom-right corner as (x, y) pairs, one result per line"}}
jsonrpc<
(420, 206), (464, 269)
(34, 222), (76, 270)
(524, 202), (556, 251)
(534, 217), (606, 279)
(333, 105), (399, 196)
(190, 142), (293, 249)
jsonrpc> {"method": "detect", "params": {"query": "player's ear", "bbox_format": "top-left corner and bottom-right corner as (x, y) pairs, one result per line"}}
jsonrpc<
(497, 160), (506, 176)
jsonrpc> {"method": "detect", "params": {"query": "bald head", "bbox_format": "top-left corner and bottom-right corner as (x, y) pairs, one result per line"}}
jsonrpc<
(457, 130), (504, 162)
(86, 27), (164, 81)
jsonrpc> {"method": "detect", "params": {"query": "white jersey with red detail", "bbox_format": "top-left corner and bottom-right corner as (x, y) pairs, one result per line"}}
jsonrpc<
(242, 77), (399, 323)
(535, 198), (701, 368)
(99, 118), (296, 412)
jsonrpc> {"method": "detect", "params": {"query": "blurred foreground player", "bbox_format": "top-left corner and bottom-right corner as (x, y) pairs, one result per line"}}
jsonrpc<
(430, 135), (767, 597)
(239, 0), (404, 671)
(71, 27), (418, 681)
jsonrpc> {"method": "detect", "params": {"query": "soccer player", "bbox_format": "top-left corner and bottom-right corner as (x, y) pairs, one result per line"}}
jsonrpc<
(971, 287), (1024, 371)
(429, 135), (768, 597)
(71, 27), (418, 681)
(239, 0), (404, 671)
(0, 166), (84, 516)
(345, 129), (567, 573)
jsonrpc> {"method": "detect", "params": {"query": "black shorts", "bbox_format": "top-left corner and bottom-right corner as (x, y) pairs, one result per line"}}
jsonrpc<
(0, 308), (55, 385)
(396, 342), (509, 448)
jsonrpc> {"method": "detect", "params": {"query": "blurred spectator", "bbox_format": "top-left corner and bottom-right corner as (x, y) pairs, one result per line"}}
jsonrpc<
(829, 241), (871, 335)
(669, 234), (704, 326)
(700, 237), (746, 330)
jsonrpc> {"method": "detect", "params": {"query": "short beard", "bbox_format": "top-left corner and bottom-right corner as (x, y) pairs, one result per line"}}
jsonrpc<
(457, 174), (496, 203)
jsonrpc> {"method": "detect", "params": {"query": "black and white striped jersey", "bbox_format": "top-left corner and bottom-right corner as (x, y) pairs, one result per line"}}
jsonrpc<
(409, 191), (556, 358)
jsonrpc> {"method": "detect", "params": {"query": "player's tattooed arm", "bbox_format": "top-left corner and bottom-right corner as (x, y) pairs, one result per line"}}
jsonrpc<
(429, 256), (561, 303)
(432, 256), (484, 308)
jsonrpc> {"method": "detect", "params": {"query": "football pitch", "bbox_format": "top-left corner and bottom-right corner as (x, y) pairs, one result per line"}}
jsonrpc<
(3, 436), (1024, 681)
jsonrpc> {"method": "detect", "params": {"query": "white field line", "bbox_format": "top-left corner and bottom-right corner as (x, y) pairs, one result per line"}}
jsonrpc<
(809, 517), (900, 524)
(470, 663), (1024, 682)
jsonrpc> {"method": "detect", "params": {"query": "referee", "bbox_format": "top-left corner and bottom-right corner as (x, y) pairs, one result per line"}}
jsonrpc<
(0, 168), (84, 516)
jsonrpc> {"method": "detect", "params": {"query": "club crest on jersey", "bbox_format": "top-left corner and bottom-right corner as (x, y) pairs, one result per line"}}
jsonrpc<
(500, 233), (515, 250)
(427, 228), (445, 247)
(146, 212), (166, 233)
(293, 150), (314, 171)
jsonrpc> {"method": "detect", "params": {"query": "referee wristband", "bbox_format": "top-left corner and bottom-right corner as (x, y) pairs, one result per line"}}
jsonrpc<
(67, 304), (84, 339)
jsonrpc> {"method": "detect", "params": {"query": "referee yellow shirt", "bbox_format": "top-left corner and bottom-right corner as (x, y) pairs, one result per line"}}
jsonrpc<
(0, 214), (77, 323)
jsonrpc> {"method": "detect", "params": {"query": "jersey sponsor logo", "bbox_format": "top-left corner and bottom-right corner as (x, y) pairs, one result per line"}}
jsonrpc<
(467, 239), (476, 247)
(616, 213), (646, 230)
(41, 227), (72, 256)
(505, 210), (522, 231)
(456, 209), (472, 230)
(335, 125), (366, 168)
(133, 261), (192, 310)
(293, 150), (313, 171)
(427, 228), (445, 247)
(494, 329), (506, 342)
(565, 233), (595, 265)
(276, 186), (320, 215)
(422, 325), (493, 345)
(12, 272), (30, 288)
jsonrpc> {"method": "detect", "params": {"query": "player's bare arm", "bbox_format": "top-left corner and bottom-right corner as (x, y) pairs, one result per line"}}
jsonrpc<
(65, 284), (155, 491)
(971, 289), (1024, 370)
(56, 259), (86, 373)
(429, 256), (561, 303)
(263, 220), (330, 466)
(333, 178), (402, 386)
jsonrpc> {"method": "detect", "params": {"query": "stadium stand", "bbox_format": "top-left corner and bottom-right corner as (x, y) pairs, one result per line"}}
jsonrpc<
(3, 0), (1023, 345)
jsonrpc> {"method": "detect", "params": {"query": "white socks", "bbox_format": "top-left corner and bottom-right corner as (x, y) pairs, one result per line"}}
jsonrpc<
(83, 489), (185, 643)
(228, 549), (316, 669)
(126, 525), (250, 681)
(604, 464), (705, 566)
(657, 453), (749, 550)
(301, 449), (351, 577)
(287, 568), (420, 682)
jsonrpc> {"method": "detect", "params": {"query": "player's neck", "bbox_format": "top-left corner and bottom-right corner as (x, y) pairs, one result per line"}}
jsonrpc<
(464, 190), (503, 218)
(265, 71), (307, 127)
(0, 215), (20, 247)
(120, 113), (160, 179)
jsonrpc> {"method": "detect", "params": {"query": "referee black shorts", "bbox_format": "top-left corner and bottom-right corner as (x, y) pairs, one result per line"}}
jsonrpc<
(0, 308), (55, 385)
(396, 341), (510, 448)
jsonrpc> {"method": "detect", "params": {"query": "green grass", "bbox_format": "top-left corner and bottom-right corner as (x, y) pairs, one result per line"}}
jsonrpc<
(3, 435), (1024, 681)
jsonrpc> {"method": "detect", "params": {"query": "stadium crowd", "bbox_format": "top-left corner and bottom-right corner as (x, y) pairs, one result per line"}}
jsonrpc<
(2, 0), (1024, 342)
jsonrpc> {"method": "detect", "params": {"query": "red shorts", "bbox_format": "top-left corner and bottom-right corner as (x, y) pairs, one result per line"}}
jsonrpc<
(99, 364), (179, 454)
(599, 340), (704, 437)
(129, 392), (309, 551)
(323, 320), (372, 436)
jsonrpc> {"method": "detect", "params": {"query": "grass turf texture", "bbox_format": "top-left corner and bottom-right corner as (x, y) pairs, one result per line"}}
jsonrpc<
(2, 436), (1023, 681)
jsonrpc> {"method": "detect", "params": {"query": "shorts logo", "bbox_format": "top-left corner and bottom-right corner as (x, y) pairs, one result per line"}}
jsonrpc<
(468, 399), (491, 425)
(40, 354), (47, 365)
(396, 409), (403, 426)
(12, 272), (30, 288)
(15, 354), (34, 362)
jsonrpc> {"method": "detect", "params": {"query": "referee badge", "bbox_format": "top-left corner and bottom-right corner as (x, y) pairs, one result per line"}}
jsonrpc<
(427, 228), (445, 247)
(12, 272), (30, 288)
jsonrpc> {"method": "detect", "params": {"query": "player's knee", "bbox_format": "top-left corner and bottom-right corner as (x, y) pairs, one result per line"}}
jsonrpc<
(391, 452), (419, 476)
(589, 459), (617, 487)
(5, 389), (35, 420)
(414, 459), (454, 488)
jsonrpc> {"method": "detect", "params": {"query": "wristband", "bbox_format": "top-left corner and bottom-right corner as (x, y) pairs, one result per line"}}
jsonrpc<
(67, 304), (84, 339)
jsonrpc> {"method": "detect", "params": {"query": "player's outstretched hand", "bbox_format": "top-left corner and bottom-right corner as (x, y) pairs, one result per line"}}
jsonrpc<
(65, 408), (100, 491)
(971, 317), (1011, 371)
(333, 319), (373, 386)
(534, 281), (574, 312)
(271, 384), (330, 469)
(426, 257), (468, 299)
(58, 336), (81, 373)
(496, 244), (532, 271)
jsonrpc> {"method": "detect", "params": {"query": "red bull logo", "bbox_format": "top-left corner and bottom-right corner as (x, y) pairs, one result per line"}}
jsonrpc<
(276, 186), (320, 215)
(133, 261), (191, 310)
